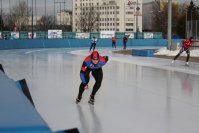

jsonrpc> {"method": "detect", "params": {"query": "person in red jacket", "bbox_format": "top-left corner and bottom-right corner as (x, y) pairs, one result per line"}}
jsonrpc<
(112, 36), (116, 48)
(171, 37), (194, 66)
(76, 51), (108, 105)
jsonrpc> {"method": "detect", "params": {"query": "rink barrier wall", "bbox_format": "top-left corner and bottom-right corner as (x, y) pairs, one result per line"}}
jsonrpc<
(132, 49), (154, 57)
(0, 71), (52, 133)
(15, 79), (35, 107)
(0, 70), (80, 133)
(0, 39), (183, 50)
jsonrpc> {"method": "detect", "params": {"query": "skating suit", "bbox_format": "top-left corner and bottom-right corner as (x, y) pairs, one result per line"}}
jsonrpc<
(80, 55), (108, 85)
(182, 39), (193, 49)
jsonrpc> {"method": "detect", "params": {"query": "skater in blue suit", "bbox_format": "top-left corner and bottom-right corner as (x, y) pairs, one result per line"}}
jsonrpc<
(76, 51), (108, 105)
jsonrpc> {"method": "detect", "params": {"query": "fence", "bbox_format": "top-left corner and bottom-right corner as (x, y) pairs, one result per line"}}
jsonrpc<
(0, 31), (163, 40)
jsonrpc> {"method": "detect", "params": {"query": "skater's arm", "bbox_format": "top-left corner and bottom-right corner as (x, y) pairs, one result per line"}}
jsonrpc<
(80, 62), (87, 85)
(103, 56), (109, 62)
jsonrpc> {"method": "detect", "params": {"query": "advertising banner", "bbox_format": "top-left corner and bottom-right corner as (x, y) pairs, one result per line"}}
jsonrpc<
(76, 33), (90, 39)
(11, 32), (19, 39)
(100, 31), (115, 38)
(144, 33), (153, 39)
(125, 33), (134, 38)
(28, 32), (37, 39)
(48, 30), (62, 39)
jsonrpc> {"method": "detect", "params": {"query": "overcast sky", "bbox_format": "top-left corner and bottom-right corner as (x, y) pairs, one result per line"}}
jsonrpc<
(1, 0), (198, 16)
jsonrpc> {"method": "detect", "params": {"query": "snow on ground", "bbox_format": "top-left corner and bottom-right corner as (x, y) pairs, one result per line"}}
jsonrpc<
(155, 47), (199, 57)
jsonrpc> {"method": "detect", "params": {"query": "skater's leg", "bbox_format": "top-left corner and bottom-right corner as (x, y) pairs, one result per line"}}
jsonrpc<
(124, 42), (126, 49)
(88, 68), (103, 104)
(186, 49), (190, 62)
(93, 43), (96, 51)
(76, 70), (90, 103)
(174, 47), (184, 60)
(89, 43), (94, 52)
(91, 68), (103, 97)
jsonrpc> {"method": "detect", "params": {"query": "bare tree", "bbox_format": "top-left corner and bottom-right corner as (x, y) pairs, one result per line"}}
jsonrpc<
(152, 0), (180, 37)
(37, 15), (55, 31)
(6, 1), (31, 31)
(77, 6), (99, 32)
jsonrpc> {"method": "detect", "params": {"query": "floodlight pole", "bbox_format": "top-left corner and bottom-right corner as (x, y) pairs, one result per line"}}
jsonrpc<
(167, 0), (172, 50)
(32, 0), (34, 39)
(1, 0), (2, 32)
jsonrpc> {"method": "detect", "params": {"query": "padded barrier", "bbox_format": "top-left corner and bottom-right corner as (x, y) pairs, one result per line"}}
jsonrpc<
(132, 49), (154, 57)
(0, 72), (52, 133)
(0, 70), (80, 132)
(15, 79), (35, 107)
(54, 128), (79, 133)
(0, 39), (183, 50)
(0, 64), (5, 73)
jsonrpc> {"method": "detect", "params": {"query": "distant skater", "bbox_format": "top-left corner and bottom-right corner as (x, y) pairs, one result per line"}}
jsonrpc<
(171, 37), (194, 66)
(123, 35), (129, 49)
(89, 36), (97, 52)
(76, 51), (108, 105)
(112, 36), (116, 48)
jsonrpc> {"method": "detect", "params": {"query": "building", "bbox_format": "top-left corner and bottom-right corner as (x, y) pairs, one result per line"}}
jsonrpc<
(142, 2), (153, 31)
(72, 0), (142, 32)
(142, 0), (178, 32)
(56, 10), (72, 26)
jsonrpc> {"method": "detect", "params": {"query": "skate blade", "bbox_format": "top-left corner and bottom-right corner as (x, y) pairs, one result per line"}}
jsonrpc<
(88, 101), (94, 105)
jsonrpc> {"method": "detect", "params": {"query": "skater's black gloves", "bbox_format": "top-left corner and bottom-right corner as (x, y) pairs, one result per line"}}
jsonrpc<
(104, 56), (109, 62)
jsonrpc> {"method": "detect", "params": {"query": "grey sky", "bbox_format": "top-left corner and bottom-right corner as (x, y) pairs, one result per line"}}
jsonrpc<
(1, 0), (72, 16)
(1, 0), (198, 16)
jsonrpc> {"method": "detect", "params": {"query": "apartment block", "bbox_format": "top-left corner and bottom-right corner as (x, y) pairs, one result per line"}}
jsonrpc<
(72, 0), (142, 32)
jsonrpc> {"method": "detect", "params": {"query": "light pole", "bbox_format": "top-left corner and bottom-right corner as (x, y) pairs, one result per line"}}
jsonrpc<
(54, 0), (55, 28)
(55, 1), (66, 30)
(45, 0), (46, 31)
(31, 0), (34, 39)
(1, 0), (2, 32)
(35, 0), (37, 29)
(167, 0), (172, 50)
(185, 8), (187, 38)
(149, 11), (153, 31)
(136, 0), (138, 39)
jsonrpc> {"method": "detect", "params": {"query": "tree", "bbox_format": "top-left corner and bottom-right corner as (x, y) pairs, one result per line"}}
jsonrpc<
(37, 15), (55, 31)
(0, 15), (4, 31)
(77, 6), (100, 32)
(187, 0), (198, 21)
(4, 1), (31, 31)
(152, 0), (182, 37)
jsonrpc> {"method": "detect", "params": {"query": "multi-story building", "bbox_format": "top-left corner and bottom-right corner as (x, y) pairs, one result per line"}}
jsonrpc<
(142, 2), (153, 31)
(56, 10), (72, 26)
(72, 0), (142, 32)
(142, 0), (178, 32)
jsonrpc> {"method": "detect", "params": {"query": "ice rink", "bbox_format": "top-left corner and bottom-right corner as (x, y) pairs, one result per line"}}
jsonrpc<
(0, 47), (199, 133)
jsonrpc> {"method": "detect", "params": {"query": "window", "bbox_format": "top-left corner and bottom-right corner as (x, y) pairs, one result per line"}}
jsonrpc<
(126, 23), (134, 26)
(126, 11), (134, 15)
(126, 29), (134, 31)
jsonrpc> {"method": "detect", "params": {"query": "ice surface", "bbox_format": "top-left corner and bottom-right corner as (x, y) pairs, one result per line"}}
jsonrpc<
(0, 48), (199, 133)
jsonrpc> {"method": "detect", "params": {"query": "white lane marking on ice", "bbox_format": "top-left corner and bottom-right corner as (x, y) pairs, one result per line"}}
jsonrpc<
(24, 49), (46, 54)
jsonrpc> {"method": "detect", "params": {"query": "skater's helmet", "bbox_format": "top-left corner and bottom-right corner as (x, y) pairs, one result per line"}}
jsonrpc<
(189, 37), (194, 42)
(91, 51), (99, 60)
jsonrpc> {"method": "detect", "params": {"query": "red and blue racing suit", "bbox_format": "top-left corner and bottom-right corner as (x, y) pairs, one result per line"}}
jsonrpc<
(78, 55), (108, 99)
